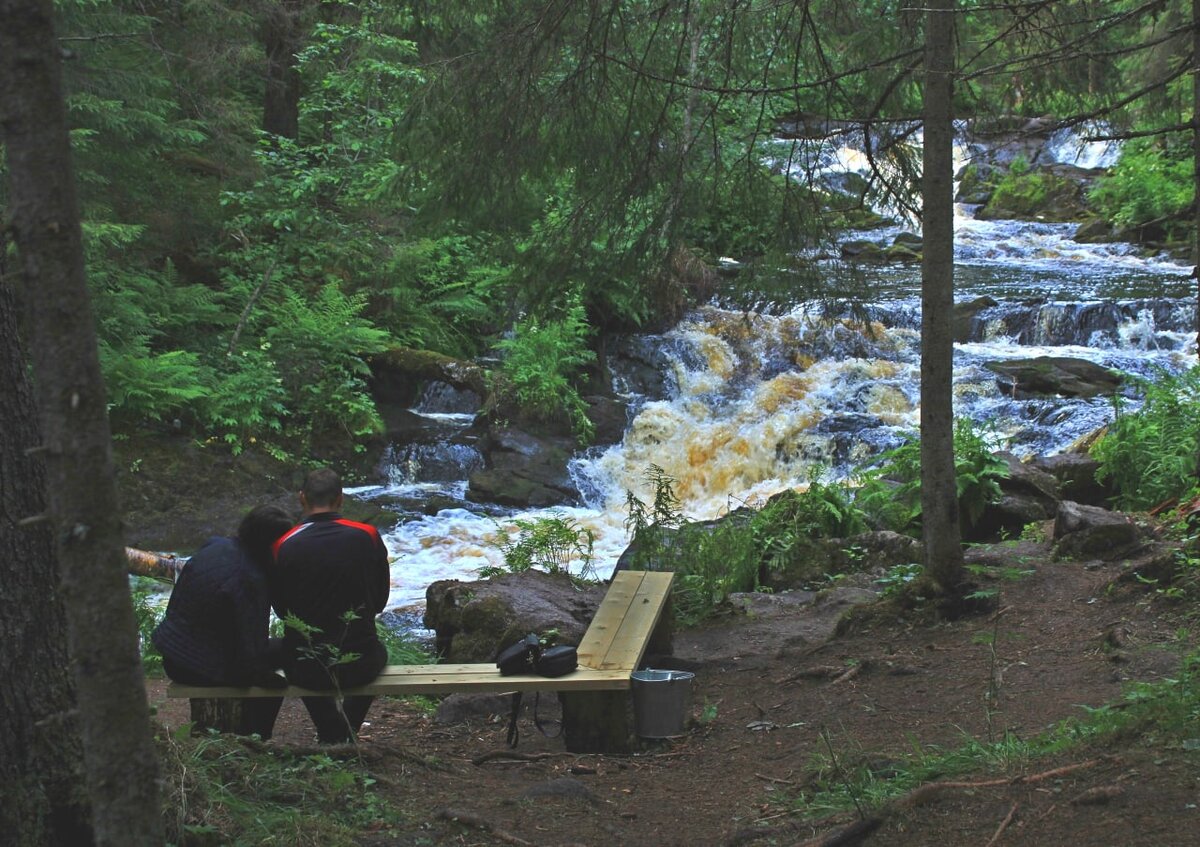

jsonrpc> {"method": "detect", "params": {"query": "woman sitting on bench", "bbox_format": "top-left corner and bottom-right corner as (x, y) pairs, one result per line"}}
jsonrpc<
(152, 504), (294, 739)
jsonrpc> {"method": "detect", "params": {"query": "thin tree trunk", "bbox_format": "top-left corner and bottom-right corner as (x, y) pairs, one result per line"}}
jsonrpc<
(262, 0), (305, 139)
(0, 268), (92, 845)
(1193, 0), (1199, 350)
(0, 1), (163, 844)
(919, 0), (964, 595)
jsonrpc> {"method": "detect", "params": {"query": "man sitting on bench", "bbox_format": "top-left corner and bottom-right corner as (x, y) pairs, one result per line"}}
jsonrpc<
(272, 468), (390, 743)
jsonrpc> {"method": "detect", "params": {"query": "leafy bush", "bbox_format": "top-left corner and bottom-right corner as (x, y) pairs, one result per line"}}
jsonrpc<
(495, 297), (596, 442)
(752, 481), (869, 576)
(265, 285), (391, 443)
(200, 347), (290, 453)
(1089, 138), (1193, 230)
(480, 513), (598, 581)
(131, 579), (167, 674)
(854, 419), (1009, 535)
(1092, 367), (1200, 511)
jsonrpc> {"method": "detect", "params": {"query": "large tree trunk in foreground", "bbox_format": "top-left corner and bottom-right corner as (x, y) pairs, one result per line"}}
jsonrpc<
(0, 272), (92, 845)
(919, 0), (965, 594)
(0, 1), (163, 843)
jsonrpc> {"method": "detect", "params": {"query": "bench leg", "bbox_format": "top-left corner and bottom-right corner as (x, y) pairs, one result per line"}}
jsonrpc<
(559, 691), (632, 754)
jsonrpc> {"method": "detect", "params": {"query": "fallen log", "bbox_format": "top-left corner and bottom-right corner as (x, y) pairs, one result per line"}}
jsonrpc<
(126, 546), (186, 580)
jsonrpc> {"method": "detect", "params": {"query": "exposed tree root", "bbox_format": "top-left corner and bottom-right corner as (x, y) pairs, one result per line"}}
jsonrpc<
(781, 758), (1109, 847)
(436, 808), (532, 845)
(473, 749), (566, 765)
(984, 802), (1018, 847)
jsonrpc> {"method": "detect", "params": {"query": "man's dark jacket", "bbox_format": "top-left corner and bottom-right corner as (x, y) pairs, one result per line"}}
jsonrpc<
(270, 512), (390, 671)
(152, 537), (279, 686)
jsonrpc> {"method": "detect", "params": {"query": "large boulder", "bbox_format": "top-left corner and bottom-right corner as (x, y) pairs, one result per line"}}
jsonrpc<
(760, 530), (921, 592)
(967, 453), (1061, 541)
(984, 356), (1124, 399)
(1030, 452), (1113, 506)
(423, 571), (608, 662)
(953, 295), (999, 343)
(1053, 500), (1144, 560)
(467, 426), (580, 508)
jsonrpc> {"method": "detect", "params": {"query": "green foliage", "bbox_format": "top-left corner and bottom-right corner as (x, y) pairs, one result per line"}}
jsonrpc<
(375, 619), (435, 665)
(1089, 138), (1194, 231)
(200, 348), (289, 453)
(378, 235), (510, 356)
(876, 563), (923, 598)
(130, 579), (168, 675)
(791, 650), (1200, 821)
(265, 286), (391, 442)
(854, 420), (1009, 535)
(622, 469), (761, 623)
(480, 513), (598, 581)
(754, 482), (869, 565)
(495, 296), (597, 442)
(158, 727), (402, 845)
(1092, 368), (1200, 511)
(988, 159), (1050, 214)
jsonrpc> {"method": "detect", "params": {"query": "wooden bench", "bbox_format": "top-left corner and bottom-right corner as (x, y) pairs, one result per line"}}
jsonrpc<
(167, 570), (674, 752)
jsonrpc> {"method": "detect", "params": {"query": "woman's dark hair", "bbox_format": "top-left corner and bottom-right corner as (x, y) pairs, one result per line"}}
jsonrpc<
(237, 504), (294, 566)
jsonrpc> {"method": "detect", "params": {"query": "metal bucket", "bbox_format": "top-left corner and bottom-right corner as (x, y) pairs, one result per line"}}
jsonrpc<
(631, 669), (695, 738)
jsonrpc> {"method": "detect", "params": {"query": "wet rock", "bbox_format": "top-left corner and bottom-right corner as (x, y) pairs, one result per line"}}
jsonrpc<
(840, 239), (885, 262)
(609, 334), (674, 401)
(984, 356), (1124, 399)
(585, 394), (629, 446)
(953, 295), (999, 343)
(884, 243), (921, 263)
(1053, 500), (1144, 560)
(423, 571), (606, 662)
(892, 231), (923, 249)
(1073, 217), (1116, 244)
(965, 454), (1061, 542)
(467, 426), (580, 508)
(1030, 452), (1113, 506)
(760, 530), (922, 591)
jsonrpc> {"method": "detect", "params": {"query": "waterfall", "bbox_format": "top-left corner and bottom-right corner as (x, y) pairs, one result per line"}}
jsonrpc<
(362, 124), (1196, 609)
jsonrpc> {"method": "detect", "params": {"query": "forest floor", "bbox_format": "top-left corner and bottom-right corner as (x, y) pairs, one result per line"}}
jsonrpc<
(146, 535), (1200, 846)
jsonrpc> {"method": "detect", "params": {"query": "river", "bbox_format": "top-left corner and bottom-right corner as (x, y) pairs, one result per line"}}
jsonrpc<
(353, 136), (1197, 610)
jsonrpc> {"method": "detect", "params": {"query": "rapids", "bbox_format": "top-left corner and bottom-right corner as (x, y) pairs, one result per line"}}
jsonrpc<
(361, 138), (1197, 610)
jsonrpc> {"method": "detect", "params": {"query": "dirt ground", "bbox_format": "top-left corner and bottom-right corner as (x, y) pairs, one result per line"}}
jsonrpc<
(146, 539), (1200, 846)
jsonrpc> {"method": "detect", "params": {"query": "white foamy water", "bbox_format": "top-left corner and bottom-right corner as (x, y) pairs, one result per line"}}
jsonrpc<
(368, 126), (1196, 610)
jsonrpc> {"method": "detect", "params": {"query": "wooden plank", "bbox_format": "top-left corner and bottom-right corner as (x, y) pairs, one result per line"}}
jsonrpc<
(587, 571), (673, 671)
(166, 666), (632, 699)
(165, 570), (672, 701)
(576, 570), (646, 668)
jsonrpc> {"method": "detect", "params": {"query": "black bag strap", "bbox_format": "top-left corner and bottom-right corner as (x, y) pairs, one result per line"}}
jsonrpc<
(505, 691), (523, 748)
(532, 692), (563, 739)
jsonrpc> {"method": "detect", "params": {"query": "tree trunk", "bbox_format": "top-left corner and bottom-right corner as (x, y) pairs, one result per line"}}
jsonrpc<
(1193, 0), (1199, 350)
(919, 0), (964, 595)
(262, 0), (305, 139)
(0, 2), (163, 844)
(0, 268), (92, 845)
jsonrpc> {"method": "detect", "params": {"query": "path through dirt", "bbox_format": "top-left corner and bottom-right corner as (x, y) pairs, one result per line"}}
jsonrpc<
(147, 539), (1200, 845)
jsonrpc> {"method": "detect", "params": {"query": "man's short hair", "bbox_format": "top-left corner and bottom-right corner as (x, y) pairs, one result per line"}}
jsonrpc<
(238, 504), (294, 566)
(301, 467), (342, 508)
